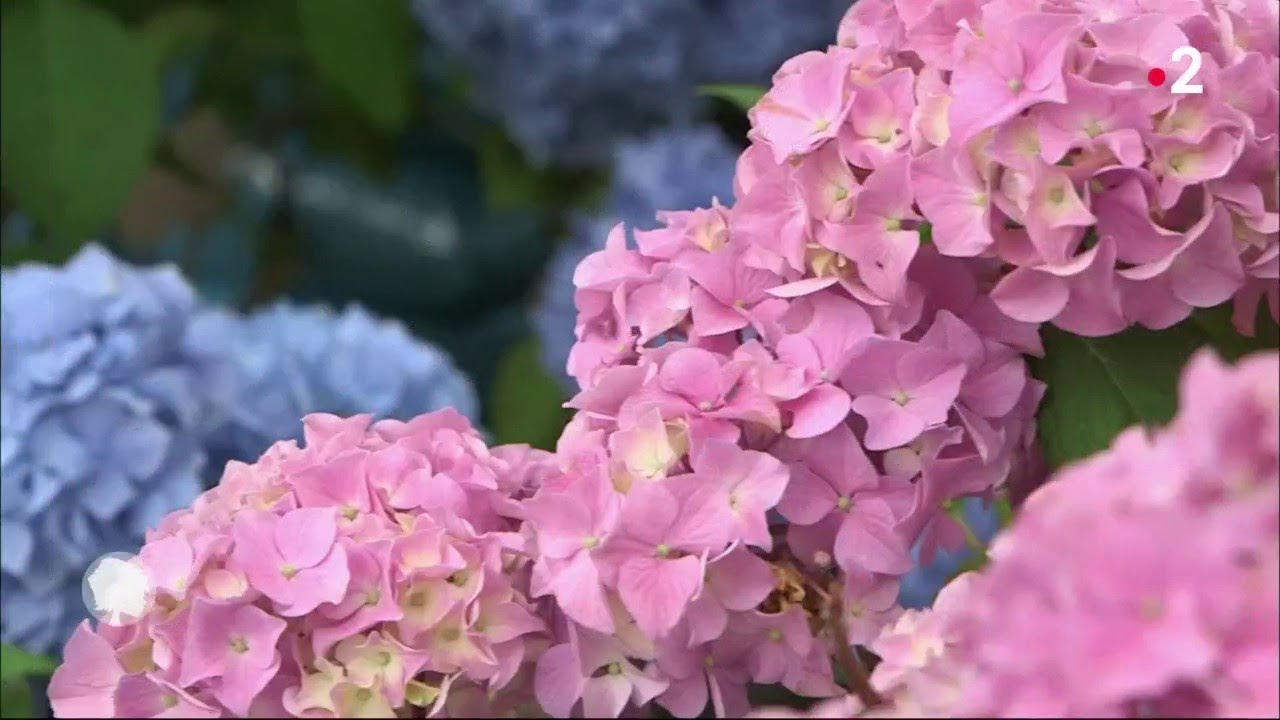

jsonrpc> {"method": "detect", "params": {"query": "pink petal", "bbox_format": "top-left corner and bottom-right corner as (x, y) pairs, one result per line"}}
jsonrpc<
(139, 535), (195, 594)
(851, 395), (927, 450)
(658, 348), (725, 406)
(275, 544), (351, 617)
(583, 675), (633, 718)
(553, 552), (615, 634)
(710, 547), (776, 611)
(619, 555), (704, 638)
(273, 507), (337, 569)
(777, 463), (839, 525)
(535, 644), (587, 717)
(785, 384), (852, 438)
(215, 653), (283, 717)
(835, 506), (913, 575)
(48, 623), (124, 718)
(685, 592), (730, 645)
(768, 276), (839, 298)
(990, 268), (1069, 322)
(690, 287), (750, 336)
(659, 676), (710, 718)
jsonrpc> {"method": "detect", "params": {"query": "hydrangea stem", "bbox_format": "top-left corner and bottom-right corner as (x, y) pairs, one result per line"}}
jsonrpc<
(827, 580), (883, 709)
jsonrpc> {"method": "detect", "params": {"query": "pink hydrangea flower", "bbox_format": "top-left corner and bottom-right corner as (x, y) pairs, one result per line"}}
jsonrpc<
(544, 148), (1041, 717)
(49, 410), (554, 718)
(866, 351), (1280, 718)
(780, 0), (1280, 337)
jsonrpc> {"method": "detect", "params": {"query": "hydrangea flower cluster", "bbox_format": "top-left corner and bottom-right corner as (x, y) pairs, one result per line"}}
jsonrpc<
(535, 125), (739, 388)
(1, 245), (231, 654)
(524, 168), (1043, 714)
(742, 0), (1279, 337)
(205, 301), (479, 466)
(867, 350), (1279, 717)
(49, 410), (556, 718)
(414, 0), (848, 167)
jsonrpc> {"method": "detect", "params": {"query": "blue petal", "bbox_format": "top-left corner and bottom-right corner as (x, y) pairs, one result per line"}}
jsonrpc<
(0, 521), (33, 575)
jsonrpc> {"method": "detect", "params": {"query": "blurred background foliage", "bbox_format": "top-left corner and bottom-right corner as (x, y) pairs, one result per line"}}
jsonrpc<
(0, 0), (827, 453)
(1, 0), (587, 443)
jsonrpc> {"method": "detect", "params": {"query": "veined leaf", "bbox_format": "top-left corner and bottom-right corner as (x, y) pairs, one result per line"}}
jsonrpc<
(1033, 303), (1278, 470)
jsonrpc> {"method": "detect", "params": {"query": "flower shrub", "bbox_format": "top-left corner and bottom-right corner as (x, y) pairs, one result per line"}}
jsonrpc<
(740, 0), (1278, 337)
(206, 301), (479, 466)
(1, 246), (231, 654)
(49, 410), (555, 717)
(40, 0), (1280, 717)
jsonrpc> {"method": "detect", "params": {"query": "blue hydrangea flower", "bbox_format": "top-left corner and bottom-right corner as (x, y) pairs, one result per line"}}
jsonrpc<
(533, 125), (739, 389)
(415, 0), (698, 167)
(689, 0), (851, 83)
(206, 301), (480, 466)
(415, 0), (849, 167)
(0, 245), (231, 654)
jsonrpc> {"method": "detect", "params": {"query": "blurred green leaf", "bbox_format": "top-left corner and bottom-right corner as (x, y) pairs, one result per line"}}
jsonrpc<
(0, 644), (55, 719)
(475, 129), (609, 215)
(698, 83), (767, 111)
(1, 0), (160, 244)
(476, 131), (546, 212)
(141, 3), (219, 66)
(0, 645), (55, 680)
(0, 679), (32, 720)
(488, 338), (569, 451)
(1032, 303), (1278, 471)
(294, 0), (413, 134)
(1, 240), (76, 268)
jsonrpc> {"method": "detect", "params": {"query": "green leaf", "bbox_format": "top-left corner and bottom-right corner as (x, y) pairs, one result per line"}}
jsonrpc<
(0, 678), (33, 720)
(0, 644), (55, 719)
(488, 338), (570, 451)
(141, 3), (219, 66)
(1032, 304), (1279, 471)
(294, 0), (413, 133)
(476, 130), (546, 212)
(1, 0), (161, 244)
(698, 83), (767, 112)
(0, 645), (55, 680)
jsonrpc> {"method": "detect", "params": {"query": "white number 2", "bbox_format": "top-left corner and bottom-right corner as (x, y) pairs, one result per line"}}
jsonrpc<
(1170, 46), (1203, 95)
